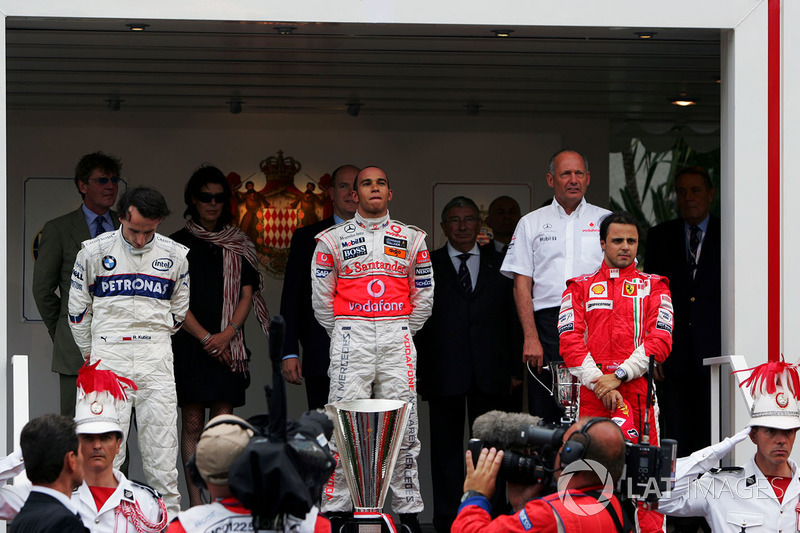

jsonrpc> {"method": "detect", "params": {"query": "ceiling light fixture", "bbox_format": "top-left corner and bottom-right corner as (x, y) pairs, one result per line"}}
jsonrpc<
(106, 98), (122, 111)
(125, 23), (149, 31)
(635, 31), (656, 39)
(670, 94), (697, 106)
(492, 29), (514, 38)
(275, 26), (297, 35)
(465, 104), (481, 116)
(227, 99), (243, 114)
(346, 102), (361, 117)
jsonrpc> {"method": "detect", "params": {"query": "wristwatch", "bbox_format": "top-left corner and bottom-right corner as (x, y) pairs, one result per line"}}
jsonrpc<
(614, 367), (628, 381)
(460, 490), (485, 503)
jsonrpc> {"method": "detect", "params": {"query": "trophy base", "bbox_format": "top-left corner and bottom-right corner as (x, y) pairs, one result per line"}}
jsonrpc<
(338, 512), (397, 533)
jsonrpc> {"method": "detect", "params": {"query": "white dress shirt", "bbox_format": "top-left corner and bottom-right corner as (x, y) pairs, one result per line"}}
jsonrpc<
(447, 242), (479, 290)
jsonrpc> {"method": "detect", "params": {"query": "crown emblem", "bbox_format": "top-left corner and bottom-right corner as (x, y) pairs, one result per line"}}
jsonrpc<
(260, 150), (302, 181)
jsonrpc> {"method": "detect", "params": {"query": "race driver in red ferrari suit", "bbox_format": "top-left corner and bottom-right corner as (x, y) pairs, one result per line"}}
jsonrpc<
(311, 166), (433, 531)
(559, 211), (672, 533)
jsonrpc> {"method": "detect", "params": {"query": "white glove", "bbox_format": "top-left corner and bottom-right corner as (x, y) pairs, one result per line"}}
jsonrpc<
(0, 450), (25, 483)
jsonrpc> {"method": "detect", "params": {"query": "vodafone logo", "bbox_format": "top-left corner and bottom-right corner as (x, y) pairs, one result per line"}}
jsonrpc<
(316, 252), (334, 267)
(391, 225), (401, 233)
(367, 279), (386, 297)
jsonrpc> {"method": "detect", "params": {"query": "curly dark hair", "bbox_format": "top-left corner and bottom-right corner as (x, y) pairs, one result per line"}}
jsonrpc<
(74, 152), (121, 198)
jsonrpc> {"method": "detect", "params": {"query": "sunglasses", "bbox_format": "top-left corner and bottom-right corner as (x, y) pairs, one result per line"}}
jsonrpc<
(89, 176), (122, 185)
(196, 192), (227, 204)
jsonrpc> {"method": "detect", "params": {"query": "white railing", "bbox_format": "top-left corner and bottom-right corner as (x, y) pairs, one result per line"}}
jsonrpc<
(703, 355), (751, 446)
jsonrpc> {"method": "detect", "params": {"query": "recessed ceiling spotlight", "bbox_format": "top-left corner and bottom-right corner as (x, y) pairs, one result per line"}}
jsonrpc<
(346, 102), (362, 117)
(670, 94), (697, 106)
(227, 99), (243, 114)
(635, 31), (656, 39)
(125, 23), (149, 31)
(275, 26), (297, 35)
(492, 29), (514, 38)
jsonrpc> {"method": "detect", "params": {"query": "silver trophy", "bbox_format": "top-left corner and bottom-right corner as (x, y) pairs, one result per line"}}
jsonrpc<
(528, 361), (579, 423)
(327, 399), (410, 532)
(550, 361), (579, 423)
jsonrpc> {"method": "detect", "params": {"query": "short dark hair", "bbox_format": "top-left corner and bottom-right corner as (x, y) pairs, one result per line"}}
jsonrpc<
(582, 419), (626, 484)
(182, 165), (232, 227)
(117, 187), (171, 221)
(74, 152), (122, 198)
(599, 211), (640, 241)
(549, 149), (589, 176)
(20, 414), (78, 485)
(354, 165), (390, 190)
(675, 165), (713, 191)
(441, 196), (480, 222)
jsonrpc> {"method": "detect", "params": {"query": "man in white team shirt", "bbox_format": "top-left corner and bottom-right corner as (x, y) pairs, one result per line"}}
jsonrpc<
(501, 149), (610, 422)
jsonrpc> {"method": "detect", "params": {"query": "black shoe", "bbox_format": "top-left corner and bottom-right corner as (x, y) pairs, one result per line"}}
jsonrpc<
(399, 513), (423, 533)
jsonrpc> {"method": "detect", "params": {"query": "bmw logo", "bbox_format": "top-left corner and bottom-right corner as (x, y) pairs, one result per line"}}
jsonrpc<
(102, 255), (117, 270)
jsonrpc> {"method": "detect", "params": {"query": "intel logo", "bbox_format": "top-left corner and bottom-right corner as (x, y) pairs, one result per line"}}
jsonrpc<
(152, 258), (173, 271)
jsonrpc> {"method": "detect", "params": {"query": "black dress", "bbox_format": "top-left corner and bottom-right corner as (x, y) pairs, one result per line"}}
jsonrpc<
(170, 228), (257, 407)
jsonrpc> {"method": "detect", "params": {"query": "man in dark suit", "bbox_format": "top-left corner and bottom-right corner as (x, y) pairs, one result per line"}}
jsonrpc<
(32, 152), (121, 416)
(280, 164), (359, 409)
(646, 165), (720, 459)
(10, 414), (87, 533)
(416, 196), (521, 533)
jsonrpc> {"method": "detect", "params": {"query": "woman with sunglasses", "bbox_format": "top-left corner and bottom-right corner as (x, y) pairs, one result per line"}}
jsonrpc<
(170, 165), (270, 506)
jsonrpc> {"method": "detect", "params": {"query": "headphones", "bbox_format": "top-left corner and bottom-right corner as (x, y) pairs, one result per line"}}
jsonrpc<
(187, 416), (260, 489)
(558, 417), (616, 468)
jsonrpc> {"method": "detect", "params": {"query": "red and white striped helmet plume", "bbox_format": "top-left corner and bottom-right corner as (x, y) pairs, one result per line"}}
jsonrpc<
(74, 360), (137, 435)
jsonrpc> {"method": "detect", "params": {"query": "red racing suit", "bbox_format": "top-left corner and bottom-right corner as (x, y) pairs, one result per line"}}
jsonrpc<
(558, 262), (672, 444)
(311, 211), (434, 514)
(452, 489), (624, 533)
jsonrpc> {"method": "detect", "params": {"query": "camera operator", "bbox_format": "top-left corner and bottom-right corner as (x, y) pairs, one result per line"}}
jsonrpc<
(658, 361), (800, 532)
(453, 417), (627, 533)
(167, 414), (330, 533)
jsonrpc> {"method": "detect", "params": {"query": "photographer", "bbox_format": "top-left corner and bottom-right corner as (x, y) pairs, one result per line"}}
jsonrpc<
(453, 417), (627, 533)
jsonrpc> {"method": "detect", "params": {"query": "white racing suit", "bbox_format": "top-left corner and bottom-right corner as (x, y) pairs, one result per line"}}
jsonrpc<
(68, 229), (189, 517)
(311, 212), (434, 514)
(0, 450), (167, 532)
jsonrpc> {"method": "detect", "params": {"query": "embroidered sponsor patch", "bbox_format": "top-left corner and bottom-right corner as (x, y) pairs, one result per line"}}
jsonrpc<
(558, 323), (574, 335)
(342, 245), (367, 260)
(315, 268), (331, 278)
(518, 508), (533, 531)
(102, 255), (116, 270)
(415, 278), (432, 288)
(656, 321), (673, 333)
(152, 258), (173, 271)
(92, 274), (176, 300)
(316, 252), (334, 267)
(415, 266), (431, 276)
(416, 250), (431, 263)
(384, 236), (407, 248)
(623, 280), (639, 297)
(341, 237), (365, 247)
(589, 282), (607, 297)
(560, 293), (572, 310)
(658, 308), (674, 325)
(661, 294), (673, 312)
(586, 299), (613, 311)
(384, 246), (407, 259)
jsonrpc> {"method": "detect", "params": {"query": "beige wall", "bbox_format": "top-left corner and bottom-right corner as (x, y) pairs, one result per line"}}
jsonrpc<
(6, 108), (610, 515)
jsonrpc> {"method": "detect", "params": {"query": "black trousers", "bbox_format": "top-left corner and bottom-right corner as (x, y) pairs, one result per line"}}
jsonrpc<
(428, 389), (505, 533)
(528, 307), (563, 423)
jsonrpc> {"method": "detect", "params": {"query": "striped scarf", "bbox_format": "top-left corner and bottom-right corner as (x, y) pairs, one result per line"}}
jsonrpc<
(186, 221), (270, 372)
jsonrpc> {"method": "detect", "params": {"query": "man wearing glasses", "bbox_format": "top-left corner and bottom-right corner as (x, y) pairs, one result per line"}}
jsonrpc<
(33, 152), (122, 416)
(415, 196), (520, 533)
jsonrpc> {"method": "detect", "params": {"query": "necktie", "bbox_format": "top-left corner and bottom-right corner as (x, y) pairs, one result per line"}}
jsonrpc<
(458, 253), (473, 295)
(688, 225), (701, 278)
(94, 216), (107, 238)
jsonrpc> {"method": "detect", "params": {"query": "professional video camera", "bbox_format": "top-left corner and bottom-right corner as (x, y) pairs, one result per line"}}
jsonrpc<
(468, 412), (570, 487)
(227, 316), (337, 531)
(469, 356), (677, 502)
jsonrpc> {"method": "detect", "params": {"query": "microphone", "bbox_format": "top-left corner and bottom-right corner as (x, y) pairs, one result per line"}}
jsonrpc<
(472, 411), (562, 450)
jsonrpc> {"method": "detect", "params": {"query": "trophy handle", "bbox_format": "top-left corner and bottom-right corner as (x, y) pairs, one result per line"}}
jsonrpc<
(525, 362), (555, 396)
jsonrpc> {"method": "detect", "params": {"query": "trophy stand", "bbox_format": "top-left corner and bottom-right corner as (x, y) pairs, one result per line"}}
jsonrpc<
(327, 399), (411, 533)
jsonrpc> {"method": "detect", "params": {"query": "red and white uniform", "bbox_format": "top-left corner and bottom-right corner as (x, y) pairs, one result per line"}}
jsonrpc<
(311, 211), (433, 514)
(166, 498), (328, 533)
(558, 262), (672, 444)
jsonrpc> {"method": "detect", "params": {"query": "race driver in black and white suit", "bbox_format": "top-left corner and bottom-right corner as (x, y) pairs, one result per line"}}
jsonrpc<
(69, 187), (189, 518)
(311, 166), (433, 528)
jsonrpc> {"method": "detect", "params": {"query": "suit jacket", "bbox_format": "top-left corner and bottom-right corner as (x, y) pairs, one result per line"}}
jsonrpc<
(279, 216), (335, 378)
(32, 206), (119, 375)
(10, 491), (88, 533)
(415, 243), (521, 399)
(645, 215), (721, 377)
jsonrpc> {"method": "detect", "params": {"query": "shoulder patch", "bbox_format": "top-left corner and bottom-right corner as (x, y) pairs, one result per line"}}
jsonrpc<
(130, 479), (163, 500)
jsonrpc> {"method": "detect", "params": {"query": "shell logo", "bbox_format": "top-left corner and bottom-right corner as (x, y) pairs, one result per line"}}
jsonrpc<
(591, 285), (605, 295)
